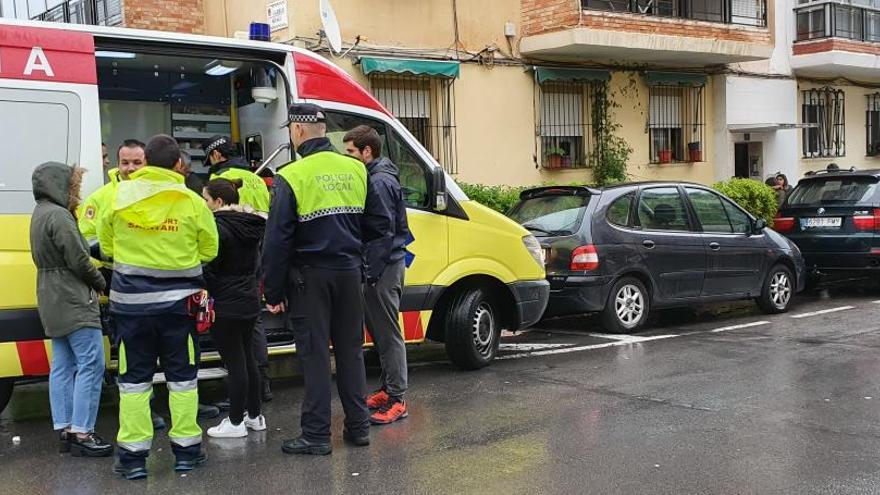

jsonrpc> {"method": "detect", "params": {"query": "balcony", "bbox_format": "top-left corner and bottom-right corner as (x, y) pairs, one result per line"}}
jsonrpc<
(793, 1), (880, 80)
(582, 0), (766, 27)
(31, 0), (122, 27)
(520, 0), (772, 66)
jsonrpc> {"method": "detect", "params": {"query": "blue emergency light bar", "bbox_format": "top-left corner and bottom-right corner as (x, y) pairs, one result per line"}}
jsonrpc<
(250, 23), (271, 42)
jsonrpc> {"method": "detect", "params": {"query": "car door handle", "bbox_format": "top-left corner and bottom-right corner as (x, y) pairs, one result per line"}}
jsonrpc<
(708, 242), (721, 251)
(642, 240), (655, 249)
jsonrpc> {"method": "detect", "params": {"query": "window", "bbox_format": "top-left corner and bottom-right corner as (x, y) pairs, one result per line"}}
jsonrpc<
(537, 82), (602, 169)
(648, 85), (705, 163)
(787, 177), (879, 206)
(802, 88), (845, 158)
(722, 200), (752, 234)
(835, 5), (864, 39)
(796, 6), (826, 40)
(324, 110), (430, 209)
(509, 193), (590, 236)
(0, 90), (82, 214)
(369, 74), (457, 174)
(637, 188), (691, 231)
(868, 94), (880, 156)
(606, 193), (634, 227)
(686, 188), (733, 233)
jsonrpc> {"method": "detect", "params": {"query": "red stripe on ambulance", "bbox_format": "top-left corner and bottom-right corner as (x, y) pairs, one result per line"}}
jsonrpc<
(0, 26), (96, 84)
(16, 340), (50, 376)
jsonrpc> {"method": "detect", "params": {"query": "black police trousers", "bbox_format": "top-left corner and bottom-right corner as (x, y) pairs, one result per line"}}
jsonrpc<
(289, 266), (370, 442)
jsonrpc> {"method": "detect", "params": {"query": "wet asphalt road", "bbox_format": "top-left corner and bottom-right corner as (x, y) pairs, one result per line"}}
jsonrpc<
(3, 286), (880, 494)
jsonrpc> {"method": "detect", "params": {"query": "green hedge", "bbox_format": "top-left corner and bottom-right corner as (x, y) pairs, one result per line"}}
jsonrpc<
(457, 183), (528, 214)
(711, 178), (778, 226)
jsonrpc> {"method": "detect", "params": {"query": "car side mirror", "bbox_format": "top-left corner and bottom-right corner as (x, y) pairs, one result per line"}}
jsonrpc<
(753, 218), (767, 234)
(430, 166), (448, 212)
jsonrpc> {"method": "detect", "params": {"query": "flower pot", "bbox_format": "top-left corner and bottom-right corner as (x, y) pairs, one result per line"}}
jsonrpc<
(688, 149), (702, 162)
(658, 149), (673, 164)
(546, 154), (563, 169)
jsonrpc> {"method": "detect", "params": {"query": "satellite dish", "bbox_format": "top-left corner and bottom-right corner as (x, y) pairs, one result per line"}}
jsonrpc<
(320, 0), (343, 54)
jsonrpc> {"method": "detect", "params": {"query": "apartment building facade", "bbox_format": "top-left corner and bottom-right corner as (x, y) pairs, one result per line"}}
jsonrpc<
(2, 0), (816, 184)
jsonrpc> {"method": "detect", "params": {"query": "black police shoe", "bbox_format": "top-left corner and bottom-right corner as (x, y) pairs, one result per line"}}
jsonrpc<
(343, 429), (370, 447)
(214, 398), (231, 411)
(59, 431), (71, 453)
(113, 461), (148, 481)
(70, 433), (113, 457)
(197, 403), (220, 421)
(281, 436), (332, 456)
(174, 451), (208, 472)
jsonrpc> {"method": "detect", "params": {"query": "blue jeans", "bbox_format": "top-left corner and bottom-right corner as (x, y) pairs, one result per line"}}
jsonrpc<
(49, 327), (105, 433)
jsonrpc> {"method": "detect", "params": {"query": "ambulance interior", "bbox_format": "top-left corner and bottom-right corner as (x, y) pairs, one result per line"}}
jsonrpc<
(95, 47), (291, 182)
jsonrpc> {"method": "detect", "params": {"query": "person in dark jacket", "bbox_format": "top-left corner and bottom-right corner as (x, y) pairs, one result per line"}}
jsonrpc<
(202, 178), (268, 438)
(343, 125), (412, 425)
(29, 162), (113, 458)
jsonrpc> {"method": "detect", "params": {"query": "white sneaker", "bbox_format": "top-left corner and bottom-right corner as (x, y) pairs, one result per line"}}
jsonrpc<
(244, 414), (267, 432)
(207, 417), (247, 438)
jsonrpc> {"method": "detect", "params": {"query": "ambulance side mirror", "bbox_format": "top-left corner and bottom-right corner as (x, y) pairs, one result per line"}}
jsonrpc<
(430, 166), (448, 212)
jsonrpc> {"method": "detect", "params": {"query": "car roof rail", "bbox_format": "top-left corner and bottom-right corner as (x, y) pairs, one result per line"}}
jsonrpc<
(804, 166), (857, 177)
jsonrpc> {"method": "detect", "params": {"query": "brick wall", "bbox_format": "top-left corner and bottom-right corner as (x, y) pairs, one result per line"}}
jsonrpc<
(522, 0), (770, 45)
(122, 0), (206, 34)
(793, 38), (880, 56)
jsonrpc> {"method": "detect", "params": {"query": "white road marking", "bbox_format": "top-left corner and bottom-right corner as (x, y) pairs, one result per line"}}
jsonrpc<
(710, 321), (771, 333)
(873, 300), (880, 304)
(588, 333), (674, 343)
(790, 306), (855, 319)
(498, 334), (679, 361)
(499, 343), (574, 352)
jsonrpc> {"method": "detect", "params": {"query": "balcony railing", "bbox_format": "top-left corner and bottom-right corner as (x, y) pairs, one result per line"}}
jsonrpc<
(32, 0), (122, 27)
(796, 1), (880, 42)
(582, 0), (767, 27)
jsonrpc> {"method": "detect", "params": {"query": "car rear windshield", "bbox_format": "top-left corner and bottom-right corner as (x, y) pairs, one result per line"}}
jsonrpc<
(787, 177), (879, 206)
(509, 192), (590, 236)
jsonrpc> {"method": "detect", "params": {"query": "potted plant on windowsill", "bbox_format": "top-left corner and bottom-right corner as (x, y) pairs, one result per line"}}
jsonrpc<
(658, 149), (673, 164)
(688, 141), (702, 162)
(545, 147), (567, 169)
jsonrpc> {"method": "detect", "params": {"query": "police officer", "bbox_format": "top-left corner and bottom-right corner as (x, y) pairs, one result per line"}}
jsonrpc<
(204, 135), (271, 213)
(263, 103), (377, 455)
(100, 134), (218, 479)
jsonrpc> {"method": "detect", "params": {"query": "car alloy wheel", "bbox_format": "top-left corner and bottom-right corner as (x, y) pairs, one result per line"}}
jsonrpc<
(471, 302), (496, 358)
(615, 284), (645, 328)
(769, 271), (792, 309)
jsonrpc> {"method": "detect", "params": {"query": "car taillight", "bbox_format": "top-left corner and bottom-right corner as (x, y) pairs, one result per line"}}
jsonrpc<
(853, 209), (880, 231)
(571, 245), (599, 271)
(774, 214), (795, 233)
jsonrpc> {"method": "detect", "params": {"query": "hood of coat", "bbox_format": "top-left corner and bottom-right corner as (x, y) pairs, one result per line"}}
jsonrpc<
(367, 157), (400, 178)
(113, 166), (191, 228)
(215, 207), (266, 245)
(32, 161), (82, 211)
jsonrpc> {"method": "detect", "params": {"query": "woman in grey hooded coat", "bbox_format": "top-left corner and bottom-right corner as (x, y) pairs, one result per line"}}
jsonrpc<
(29, 161), (112, 457)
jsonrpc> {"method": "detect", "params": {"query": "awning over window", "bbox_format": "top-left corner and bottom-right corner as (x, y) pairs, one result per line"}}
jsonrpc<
(360, 57), (460, 79)
(644, 72), (708, 87)
(535, 67), (610, 84)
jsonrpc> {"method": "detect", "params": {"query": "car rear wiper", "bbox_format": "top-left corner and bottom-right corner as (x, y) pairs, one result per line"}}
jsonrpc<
(522, 223), (569, 236)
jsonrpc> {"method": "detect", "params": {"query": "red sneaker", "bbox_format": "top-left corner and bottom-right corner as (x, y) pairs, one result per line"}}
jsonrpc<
(366, 390), (390, 410)
(370, 400), (408, 425)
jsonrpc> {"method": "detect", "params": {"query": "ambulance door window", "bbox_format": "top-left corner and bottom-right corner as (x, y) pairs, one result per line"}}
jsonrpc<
(0, 89), (82, 214)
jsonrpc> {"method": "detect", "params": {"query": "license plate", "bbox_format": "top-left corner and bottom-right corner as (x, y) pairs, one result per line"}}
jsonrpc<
(801, 217), (842, 229)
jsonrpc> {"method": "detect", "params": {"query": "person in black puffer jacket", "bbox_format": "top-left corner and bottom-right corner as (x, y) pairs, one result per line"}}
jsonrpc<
(201, 178), (268, 438)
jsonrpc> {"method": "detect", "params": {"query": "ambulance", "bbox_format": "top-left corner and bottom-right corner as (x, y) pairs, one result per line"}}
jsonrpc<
(0, 19), (549, 414)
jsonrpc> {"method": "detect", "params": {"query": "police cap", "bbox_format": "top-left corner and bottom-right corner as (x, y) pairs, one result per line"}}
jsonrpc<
(280, 103), (327, 128)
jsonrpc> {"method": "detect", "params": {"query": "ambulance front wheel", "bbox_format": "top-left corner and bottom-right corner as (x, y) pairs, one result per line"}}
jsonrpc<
(444, 288), (500, 370)
(0, 378), (14, 416)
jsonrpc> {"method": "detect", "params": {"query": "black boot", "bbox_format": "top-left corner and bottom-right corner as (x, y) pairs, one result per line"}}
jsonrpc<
(70, 433), (113, 458)
(197, 403), (220, 421)
(174, 451), (207, 472)
(261, 374), (273, 402)
(113, 461), (147, 480)
(281, 436), (331, 455)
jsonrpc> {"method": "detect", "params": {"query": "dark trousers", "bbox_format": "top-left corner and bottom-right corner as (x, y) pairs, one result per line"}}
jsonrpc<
(114, 313), (201, 468)
(364, 260), (408, 397)
(211, 317), (261, 424)
(289, 267), (369, 442)
(252, 320), (269, 378)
